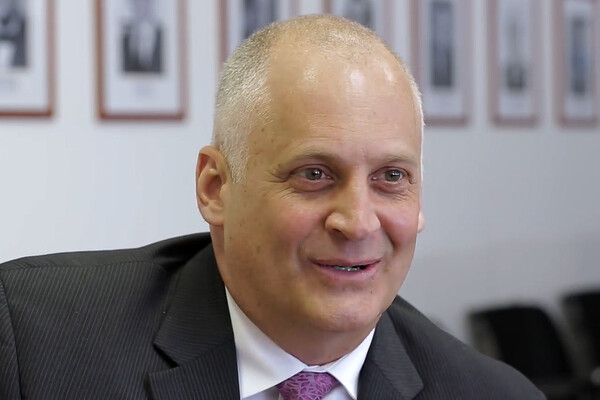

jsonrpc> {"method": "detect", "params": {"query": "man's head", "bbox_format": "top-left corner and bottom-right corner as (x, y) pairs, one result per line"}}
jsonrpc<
(0, 0), (19, 18)
(197, 14), (424, 364)
(128, 0), (156, 22)
(212, 15), (423, 181)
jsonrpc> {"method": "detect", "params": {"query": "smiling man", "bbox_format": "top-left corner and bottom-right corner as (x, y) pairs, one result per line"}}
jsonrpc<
(0, 15), (544, 400)
(200, 17), (424, 368)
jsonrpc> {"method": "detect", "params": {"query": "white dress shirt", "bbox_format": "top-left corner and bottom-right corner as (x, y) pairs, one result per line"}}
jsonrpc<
(226, 289), (374, 400)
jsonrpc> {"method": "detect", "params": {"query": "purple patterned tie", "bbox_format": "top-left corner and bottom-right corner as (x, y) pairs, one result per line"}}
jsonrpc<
(276, 371), (339, 400)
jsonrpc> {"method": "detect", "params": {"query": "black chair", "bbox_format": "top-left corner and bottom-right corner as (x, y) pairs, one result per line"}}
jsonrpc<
(469, 305), (592, 400)
(563, 290), (600, 388)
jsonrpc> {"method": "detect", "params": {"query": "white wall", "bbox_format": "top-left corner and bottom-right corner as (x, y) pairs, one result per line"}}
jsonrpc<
(400, 0), (600, 342)
(0, 0), (598, 343)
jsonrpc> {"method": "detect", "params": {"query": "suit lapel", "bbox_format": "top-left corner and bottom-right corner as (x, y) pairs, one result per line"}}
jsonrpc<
(358, 311), (423, 400)
(148, 245), (240, 400)
(146, 242), (423, 399)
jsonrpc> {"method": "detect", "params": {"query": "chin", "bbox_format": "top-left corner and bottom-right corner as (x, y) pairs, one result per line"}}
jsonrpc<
(308, 301), (384, 334)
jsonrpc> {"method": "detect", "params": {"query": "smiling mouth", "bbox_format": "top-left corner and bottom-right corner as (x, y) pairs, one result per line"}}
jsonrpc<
(330, 264), (367, 272)
(316, 262), (374, 272)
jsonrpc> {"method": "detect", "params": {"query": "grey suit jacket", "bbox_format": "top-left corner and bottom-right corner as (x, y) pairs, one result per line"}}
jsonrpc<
(0, 233), (545, 399)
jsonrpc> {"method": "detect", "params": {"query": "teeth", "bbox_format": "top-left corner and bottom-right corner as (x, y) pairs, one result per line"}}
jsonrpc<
(332, 265), (365, 272)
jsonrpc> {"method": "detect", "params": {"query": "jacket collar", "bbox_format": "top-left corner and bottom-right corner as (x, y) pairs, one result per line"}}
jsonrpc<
(147, 242), (423, 399)
(148, 244), (240, 400)
(358, 310), (424, 400)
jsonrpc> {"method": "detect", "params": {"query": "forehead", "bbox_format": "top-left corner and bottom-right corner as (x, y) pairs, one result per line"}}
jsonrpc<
(248, 44), (421, 163)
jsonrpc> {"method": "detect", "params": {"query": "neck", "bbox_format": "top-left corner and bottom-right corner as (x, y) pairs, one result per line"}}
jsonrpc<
(254, 312), (377, 365)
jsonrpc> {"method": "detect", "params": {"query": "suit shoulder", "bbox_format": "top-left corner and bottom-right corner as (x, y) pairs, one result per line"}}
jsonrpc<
(386, 297), (545, 398)
(0, 233), (212, 274)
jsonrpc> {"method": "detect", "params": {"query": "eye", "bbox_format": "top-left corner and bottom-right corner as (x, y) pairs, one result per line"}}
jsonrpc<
(289, 166), (334, 192)
(372, 168), (406, 182)
(299, 167), (328, 181)
(384, 169), (404, 182)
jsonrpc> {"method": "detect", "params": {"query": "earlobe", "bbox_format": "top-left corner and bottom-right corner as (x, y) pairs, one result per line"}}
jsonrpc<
(196, 146), (228, 227)
(417, 210), (425, 233)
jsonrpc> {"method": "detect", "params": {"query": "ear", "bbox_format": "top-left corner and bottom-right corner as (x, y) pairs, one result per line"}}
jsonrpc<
(196, 146), (229, 227)
(417, 209), (425, 233)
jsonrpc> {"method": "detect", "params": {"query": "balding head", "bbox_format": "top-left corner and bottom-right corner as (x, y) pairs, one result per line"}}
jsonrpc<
(212, 14), (423, 182)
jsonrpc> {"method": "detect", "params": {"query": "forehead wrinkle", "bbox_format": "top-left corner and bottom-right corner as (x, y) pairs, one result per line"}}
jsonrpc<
(303, 113), (420, 150)
(294, 84), (415, 132)
(263, 103), (421, 170)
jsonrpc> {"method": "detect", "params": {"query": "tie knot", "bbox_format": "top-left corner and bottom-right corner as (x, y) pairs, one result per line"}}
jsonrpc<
(276, 371), (339, 400)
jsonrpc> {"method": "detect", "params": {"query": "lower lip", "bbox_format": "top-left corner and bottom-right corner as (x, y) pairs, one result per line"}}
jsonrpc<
(311, 261), (380, 283)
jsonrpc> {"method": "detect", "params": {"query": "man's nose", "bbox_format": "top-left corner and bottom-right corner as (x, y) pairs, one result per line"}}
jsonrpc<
(324, 183), (381, 241)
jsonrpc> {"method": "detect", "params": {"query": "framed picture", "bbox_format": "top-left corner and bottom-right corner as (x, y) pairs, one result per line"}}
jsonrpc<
(555, 0), (597, 126)
(488, 0), (540, 125)
(219, 0), (299, 64)
(0, 0), (54, 117)
(96, 0), (187, 120)
(322, 0), (394, 47)
(411, 0), (471, 125)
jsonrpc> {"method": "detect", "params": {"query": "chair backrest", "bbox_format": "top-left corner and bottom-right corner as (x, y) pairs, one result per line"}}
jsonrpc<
(469, 305), (573, 380)
(563, 290), (600, 369)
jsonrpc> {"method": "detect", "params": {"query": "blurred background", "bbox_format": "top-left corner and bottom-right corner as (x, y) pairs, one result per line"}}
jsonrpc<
(0, 1), (599, 395)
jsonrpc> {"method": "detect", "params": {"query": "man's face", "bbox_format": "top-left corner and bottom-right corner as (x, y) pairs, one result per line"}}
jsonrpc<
(217, 45), (422, 341)
(0, 0), (14, 17)
(130, 0), (153, 21)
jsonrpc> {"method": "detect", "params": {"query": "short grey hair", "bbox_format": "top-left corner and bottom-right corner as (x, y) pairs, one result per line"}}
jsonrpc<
(212, 14), (423, 182)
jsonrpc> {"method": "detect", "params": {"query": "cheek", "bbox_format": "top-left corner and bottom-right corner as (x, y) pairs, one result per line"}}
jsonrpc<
(223, 200), (315, 275)
(381, 208), (420, 245)
(380, 209), (419, 287)
(264, 199), (320, 243)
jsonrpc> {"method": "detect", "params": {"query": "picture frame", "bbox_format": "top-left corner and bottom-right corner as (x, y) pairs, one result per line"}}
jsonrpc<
(219, 0), (299, 64)
(0, 0), (54, 117)
(488, 0), (540, 126)
(96, 0), (187, 120)
(411, 0), (471, 125)
(322, 0), (394, 48)
(555, 0), (598, 126)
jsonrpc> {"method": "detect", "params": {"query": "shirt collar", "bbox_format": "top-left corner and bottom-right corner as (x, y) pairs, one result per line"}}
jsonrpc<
(226, 288), (374, 399)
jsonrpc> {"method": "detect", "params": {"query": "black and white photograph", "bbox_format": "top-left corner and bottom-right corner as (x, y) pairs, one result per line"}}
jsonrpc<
(489, 0), (539, 125)
(569, 16), (590, 95)
(322, 0), (390, 42)
(0, 0), (53, 117)
(430, 1), (454, 88)
(411, 0), (470, 125)
(96, 0), (186, 120)
(220, 0), (297, 64)
(243, 0), (277, 39)
(337, 0), (373, 28)
(556, 0), (597, 126)
(323, 0), (393, 45)
(0, 0), (27, 68)
(120, 0), (163, 74)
